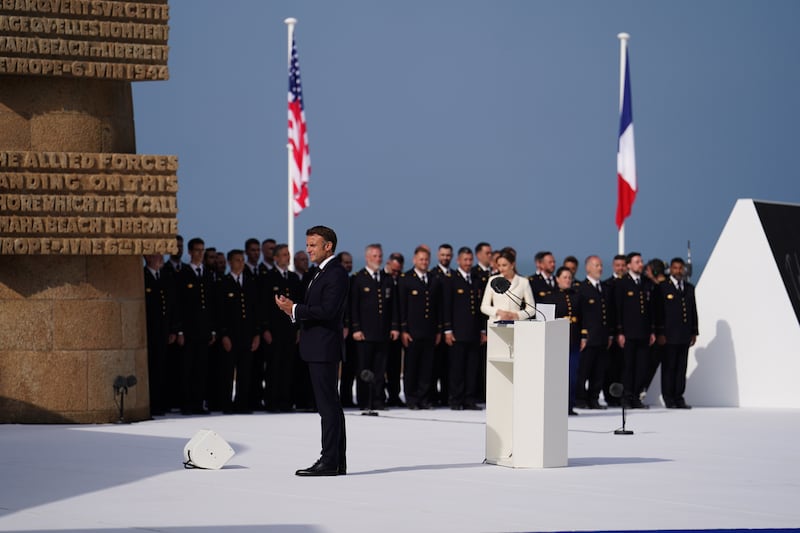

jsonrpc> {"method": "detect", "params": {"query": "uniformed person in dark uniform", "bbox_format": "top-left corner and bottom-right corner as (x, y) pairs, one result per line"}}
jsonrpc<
(244, 238), (271, 411)
(264, 244), (301, 412)
(575, 255), (613, 410)
(430, 244), (456, 406)
(384, 252), (406, 407)
(337, 251), (357, 408)
(603, 253), (628, 406)
(471, 242), (493, 403)
(529, 251), (557, 302)
(544, 267), (583, 415)
(350, 244), (399, 410)
(160, 235), (187, 411)
(614, 252), (655, 409)
(654, 257), (698, 409)
(217, 249), (263, 413)
(175, 237), (217, 415)
(399, 246), (442, 409)
(144, 254), (176, 416)
(258, 238), (277, 275)
(442, 247), (485, 410)
(643, 258), (668, 396)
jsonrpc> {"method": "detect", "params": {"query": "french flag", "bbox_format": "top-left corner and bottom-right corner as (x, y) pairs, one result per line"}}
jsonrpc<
(616, 48), (637, 230)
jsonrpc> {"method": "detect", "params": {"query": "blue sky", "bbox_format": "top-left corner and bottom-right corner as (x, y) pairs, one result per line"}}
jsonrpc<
(132, 0), (800, 277)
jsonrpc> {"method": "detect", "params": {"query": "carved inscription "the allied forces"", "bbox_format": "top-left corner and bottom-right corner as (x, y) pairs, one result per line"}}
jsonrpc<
(0, 151), (179, 255)
(0, 0), (169, 81)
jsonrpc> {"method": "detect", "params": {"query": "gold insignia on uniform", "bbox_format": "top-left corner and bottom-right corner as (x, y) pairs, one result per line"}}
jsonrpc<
(627, 291), (634, 296)
(187, 283), (194, 289)
(363, 287), (371, 292)
(411, 290), (418, 295)
(457, 289), (464, 294)
(273, 286), (279, 291)
(539, 291), (547, 297)
(145, 288), (152, 293)
(588, 298), (595, 304)
(667, 294), (674, 300)
(228, 293), (235, 298)
(570, 316), (578, 323)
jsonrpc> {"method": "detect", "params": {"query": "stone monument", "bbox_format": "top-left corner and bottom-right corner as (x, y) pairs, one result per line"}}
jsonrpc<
(0, 0), (176, 423)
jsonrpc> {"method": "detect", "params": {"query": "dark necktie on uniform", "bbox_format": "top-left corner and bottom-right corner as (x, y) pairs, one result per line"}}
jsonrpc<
(236, 274), (242, 287)
(421, 274), (428, 285)
(374, 271), (379, 283)
(465, 273), (471, 284)
(634, 277), (640, 286)
(155, 271), (160, 281)
(284, 271), (288, 281)
(196, 267), (202, 278)
(595, 281), (601, 294)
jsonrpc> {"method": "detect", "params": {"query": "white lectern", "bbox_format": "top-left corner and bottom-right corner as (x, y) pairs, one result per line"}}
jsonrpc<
(485, 319), (569, 468)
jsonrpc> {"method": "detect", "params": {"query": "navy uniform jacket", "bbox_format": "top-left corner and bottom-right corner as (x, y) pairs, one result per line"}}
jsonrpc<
(175, 265), (217, 341)
(543, 287), (582, 349)
(653, 279), (699, 344)
(614, 274), (653, 340)
(144, 268), (176, 339)
(264, 268), (301, 340)
(294, 259), (349, 363)
(529, 273), (555, 302)
(398, 269), (442, 341)
(577, 278), (613, 347)
(217, 273), (263, 341)
(349, 268), (398, 342)
(442, 271), (484, 343)
(470, 265), (492, 292)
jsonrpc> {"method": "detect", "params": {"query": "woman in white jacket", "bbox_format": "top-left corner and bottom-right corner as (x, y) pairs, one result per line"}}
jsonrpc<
(480, 247), (536, 321)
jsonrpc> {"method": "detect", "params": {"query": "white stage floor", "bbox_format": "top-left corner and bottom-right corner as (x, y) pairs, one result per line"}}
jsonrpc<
(1, 406), (799, 532)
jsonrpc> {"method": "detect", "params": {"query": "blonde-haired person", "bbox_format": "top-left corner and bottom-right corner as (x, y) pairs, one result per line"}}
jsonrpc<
(480, 247), (536, 321)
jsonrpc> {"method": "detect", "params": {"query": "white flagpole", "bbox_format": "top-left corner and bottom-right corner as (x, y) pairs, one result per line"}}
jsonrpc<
(617, 32), (629, 256)
(285, 17), (297, 269)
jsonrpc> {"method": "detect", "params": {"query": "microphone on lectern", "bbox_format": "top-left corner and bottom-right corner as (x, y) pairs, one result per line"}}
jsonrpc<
(489, 276), (540, 320)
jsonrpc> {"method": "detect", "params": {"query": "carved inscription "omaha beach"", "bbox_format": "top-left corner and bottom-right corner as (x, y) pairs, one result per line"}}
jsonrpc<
(0, 151), (178, 255)
(0, 0), (169, 80)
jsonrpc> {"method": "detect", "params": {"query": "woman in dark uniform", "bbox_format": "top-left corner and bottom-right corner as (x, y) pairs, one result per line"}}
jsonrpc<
(544, 266), (582, 415)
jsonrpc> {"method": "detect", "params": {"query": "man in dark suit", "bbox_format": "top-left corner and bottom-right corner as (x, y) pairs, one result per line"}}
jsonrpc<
(398, 246), (443, 410)
(337, 251), (357, 408)
(430, 244), (456, 406)
(654, 257), (698, 409)
(217, 249), (263, 413)
(602, 253), (628, 406)
(442, 247), (485, 410)
(471, 242), (492, 403)
(575, 255), (613, 410)
(384, 252), (406, 407)
(264, 244), (300, 412)
(349, 244), (399, 410)
(144, 254), (176, 416)
(275, 226), (348, 477)
(175, 237), (217, 415)
(614, 251), (655, 409)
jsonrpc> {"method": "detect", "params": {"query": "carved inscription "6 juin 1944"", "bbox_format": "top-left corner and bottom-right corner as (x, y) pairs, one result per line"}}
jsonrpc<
(0, 151), (179, 255)
(0, 0), (170, 80)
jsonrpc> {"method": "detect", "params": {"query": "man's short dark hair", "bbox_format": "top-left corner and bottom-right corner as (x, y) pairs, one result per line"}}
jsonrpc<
(626, 252), (642, 264)
(648, 258), (666, 277)
(227, 249), (244, 261)
(388, 252), (404, 264)
(261, 238), (276, 245)
(274, 243), (289, 256)
(439, 243), (453, 251)
(336, 251), (352, 260)
(671, 257), (685, 266)
(474, 242), (490, 255)
(555, 266), (572, 278)
(563, 255), (578, 266)
(187, 237), (204, 251)
(457, 246), (472, 256)
(414, 245), (430, 256)
(614, 254), (627, 262)
(534, 251), (553, 262)
(245, 238), (260, 249)
(306, 225), (337, 253)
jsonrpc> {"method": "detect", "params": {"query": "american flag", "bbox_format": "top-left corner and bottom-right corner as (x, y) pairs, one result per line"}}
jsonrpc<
(288, 36), (310, 215)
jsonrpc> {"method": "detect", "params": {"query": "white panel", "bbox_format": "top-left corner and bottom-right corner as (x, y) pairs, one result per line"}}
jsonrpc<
(687, 199), (800, 407)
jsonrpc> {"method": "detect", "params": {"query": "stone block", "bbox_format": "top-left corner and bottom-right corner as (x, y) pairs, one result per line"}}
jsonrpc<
(86, 349), (138, 412)
(122, 300), (147, 350)
(88, 256), (145, 300)
(53, 300), (121, 350)
(0, 350), (87, 411)
(0, 300), (52, 351)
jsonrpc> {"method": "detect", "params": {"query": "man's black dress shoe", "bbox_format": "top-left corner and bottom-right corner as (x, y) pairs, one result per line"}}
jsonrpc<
(295, 459), (339, 477)
(568, 409), (579, 416)
(463, 403), (483, 411)
(676, 401), (692, 409)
